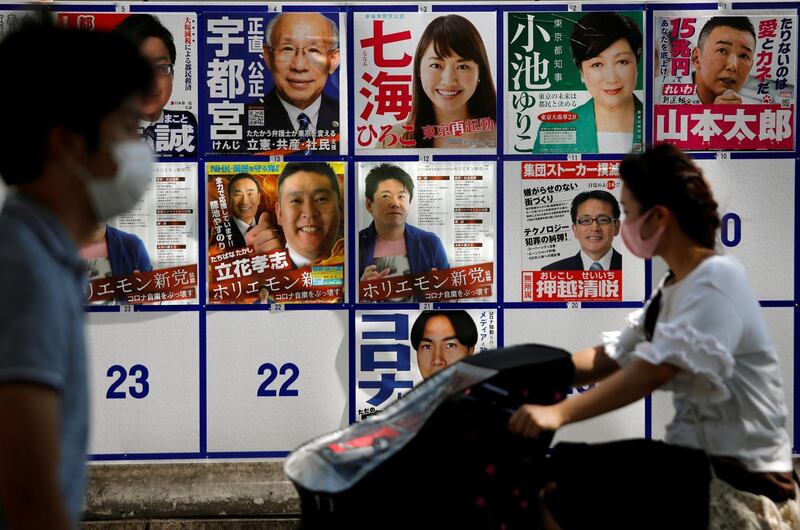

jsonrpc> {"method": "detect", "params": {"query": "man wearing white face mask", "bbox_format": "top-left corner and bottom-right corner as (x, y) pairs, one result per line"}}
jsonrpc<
(0, 16), (153, 529)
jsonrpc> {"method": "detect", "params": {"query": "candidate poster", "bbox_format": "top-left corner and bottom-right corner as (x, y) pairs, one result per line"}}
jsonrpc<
(355, 309), (497, 419)
(505, 11), (645, 155)
(203, 11), (345, 156)
(654, 11), (797, 150)
(80, 163), (199, 306)
(206, 161), (345, 304)
(356, 161), (495, 303)
(58, 12), (199, 158)
(354, 11), (497, 154)
(516, 161), (645, 303)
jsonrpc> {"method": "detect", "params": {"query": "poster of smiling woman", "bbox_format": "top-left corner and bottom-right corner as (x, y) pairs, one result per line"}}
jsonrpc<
(505, 11), (645, 155)
(354, 11), (497, 154)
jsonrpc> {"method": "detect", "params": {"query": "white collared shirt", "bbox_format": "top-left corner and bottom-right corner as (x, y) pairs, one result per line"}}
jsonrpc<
(579, 248), (614, 270)
(234, 217), (255, 238)
(277, 95), (321, 131)
(286, 243), (312, 269)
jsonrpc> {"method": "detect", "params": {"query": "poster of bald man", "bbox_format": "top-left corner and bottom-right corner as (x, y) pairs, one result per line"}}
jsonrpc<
(654, 10), (797, 150)
(204, 11), (346, 155)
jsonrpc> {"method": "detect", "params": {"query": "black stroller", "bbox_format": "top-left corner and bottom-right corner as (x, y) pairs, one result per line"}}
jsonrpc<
(285, 344), (573, 529)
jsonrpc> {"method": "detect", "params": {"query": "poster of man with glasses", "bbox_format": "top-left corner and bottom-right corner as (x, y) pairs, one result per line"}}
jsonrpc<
(58, 12), (198, 158)
(515, 160), (643, 303)
(204, 11), (344, 156)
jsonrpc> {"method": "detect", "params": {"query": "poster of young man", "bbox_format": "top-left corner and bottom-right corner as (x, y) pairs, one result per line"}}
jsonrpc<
(80, 163), (199, 305)
(357, 161), (495, 303)
(354, 11), (497, 154)
(58, 12), (199, 158)
(508, 161), (645, 303)
(653, 11), (797, 150)
(355, 309), (497, 419)
(505, 11), (645, 155)
(206, 161), (345, 304)
(204, 11), (345, 156)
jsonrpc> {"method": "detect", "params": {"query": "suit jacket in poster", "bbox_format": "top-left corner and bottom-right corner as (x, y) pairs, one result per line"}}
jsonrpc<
(541, 248), (622, 271)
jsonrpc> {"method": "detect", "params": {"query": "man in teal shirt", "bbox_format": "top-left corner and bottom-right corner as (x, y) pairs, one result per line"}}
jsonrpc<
(0, 17), (152, 528)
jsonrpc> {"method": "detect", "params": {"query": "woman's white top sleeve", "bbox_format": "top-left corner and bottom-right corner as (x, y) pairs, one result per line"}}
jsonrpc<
(603, 255), (792, 472)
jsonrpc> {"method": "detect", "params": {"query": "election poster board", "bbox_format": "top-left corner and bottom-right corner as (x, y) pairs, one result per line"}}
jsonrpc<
(356, 161), (495, 303)
(206, 310), (348, 452)
(503, 308), (646, 443)
(81, 163), (199, 306)
(654, 11), (797, 150)
(504, 160), (645, 303)
(203, 11), (346, 156)
(355, 309), (497, 420)
(206, 161), (345, 304)
(58, 11), (199, 158)
(353, 11), (497, 154)
(87, 312), (200, 455)
(505, 11), (645, 155)
(695, 158), (794, 301)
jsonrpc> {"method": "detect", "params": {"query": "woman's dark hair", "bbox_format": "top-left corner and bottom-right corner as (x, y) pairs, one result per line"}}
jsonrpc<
(407, 15), (496, 148)
(619, 143), (720, 249)
(410, 310), (478, 350)
(570, 12), (643, 70)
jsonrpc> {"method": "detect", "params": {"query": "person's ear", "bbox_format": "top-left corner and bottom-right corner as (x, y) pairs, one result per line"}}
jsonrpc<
(262, 45), (274, 71)
(613, 219), (620, 237)
(652, 205), (671, 228)
(467, 346), (475, 356)
(274, 196), (283, 226)
(47, 124), (85, 165)
(328, 49), (340, 74)
(365, 197), (373, 216)
(691, 46), (701, 71)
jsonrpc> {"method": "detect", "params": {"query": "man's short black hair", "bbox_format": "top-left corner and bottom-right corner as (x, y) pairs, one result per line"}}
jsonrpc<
(227, 173), (261, 199)
(113, 14), (176, 65)
(277, 163), (341, 200)
(0, 12), (153, 185)
(364, 163), (415, 202)
(570, 190), (621, 223)
(410, 310), (478, 350)
(697, 16), (756, 50)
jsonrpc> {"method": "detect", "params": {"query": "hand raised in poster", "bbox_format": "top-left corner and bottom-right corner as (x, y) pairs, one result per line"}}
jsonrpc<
(360, 264), (391, 282)
(245, 212), (282, 254)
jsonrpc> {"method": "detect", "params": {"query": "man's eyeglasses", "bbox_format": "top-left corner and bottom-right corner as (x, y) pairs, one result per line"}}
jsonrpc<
(153, 63), (174, 76)
(270, 45), (335, 63)
(576, 215), (617, 226)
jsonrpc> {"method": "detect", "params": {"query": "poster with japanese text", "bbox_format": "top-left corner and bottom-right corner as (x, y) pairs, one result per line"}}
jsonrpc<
(355, 309), (497, 419)
(514, 161), (644, 303)
(203, 11), (346, 156)
(58, 12), (198, 158)
(82, 163), (199, 306)
(354, 12), (497, 154)
(206, 161), (345, 304)
(356, 161), (495, 303)
(505, 11), (645, 155)
(654, 11), (797, 150)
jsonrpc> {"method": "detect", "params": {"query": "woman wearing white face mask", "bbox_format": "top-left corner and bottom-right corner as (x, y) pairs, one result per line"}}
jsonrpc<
(509, 143), (797, 530)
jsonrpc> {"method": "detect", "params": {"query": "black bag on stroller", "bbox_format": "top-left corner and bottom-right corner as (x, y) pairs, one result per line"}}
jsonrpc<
(285, 343), (573, 530)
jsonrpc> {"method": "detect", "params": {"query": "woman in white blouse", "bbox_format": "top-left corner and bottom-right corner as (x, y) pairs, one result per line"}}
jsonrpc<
(509, 143), (796, 530)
